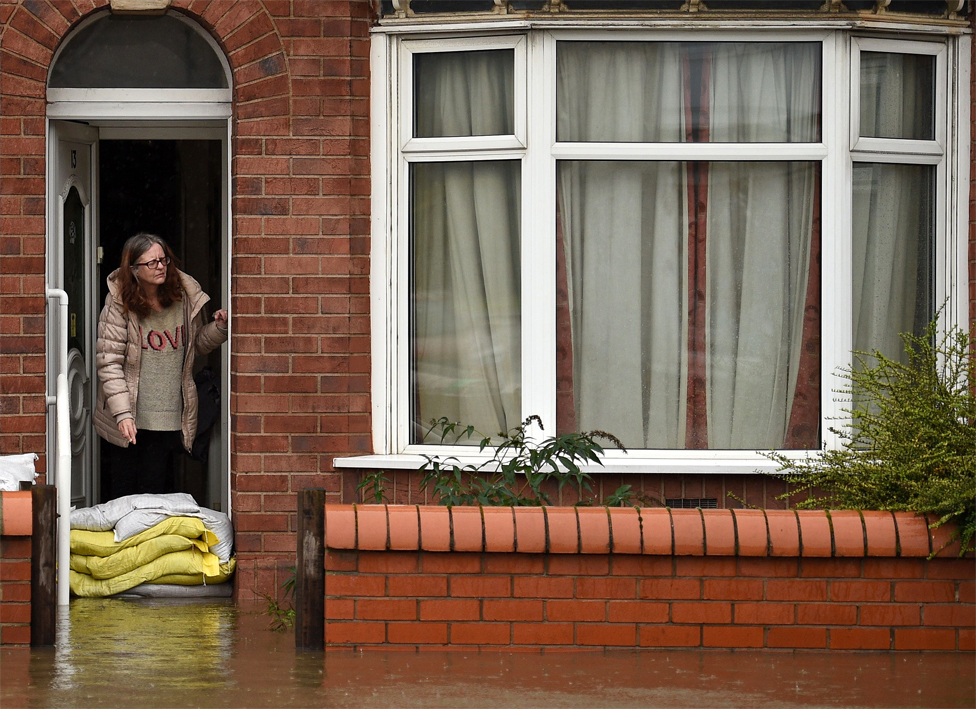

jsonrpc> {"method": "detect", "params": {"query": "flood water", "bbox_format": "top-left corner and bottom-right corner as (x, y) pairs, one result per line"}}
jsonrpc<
(1, 598), (973, 708)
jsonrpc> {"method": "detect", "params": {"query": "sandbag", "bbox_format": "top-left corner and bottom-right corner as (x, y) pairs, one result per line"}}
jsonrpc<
(70, 517), (216, 557)
(114, 581), (234, 598)
(152, 559), (236, 586)
(0, 453), (37, 492)
(70, 493), (200, 531)
(114, 507), (234, 563)
(69, 548), (222, 597)
(70, 535), (210, 579)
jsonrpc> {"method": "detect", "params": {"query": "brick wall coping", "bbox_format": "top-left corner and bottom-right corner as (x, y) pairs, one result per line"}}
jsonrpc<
(324, 504), (966, 559)
(0, 491), (32, 537)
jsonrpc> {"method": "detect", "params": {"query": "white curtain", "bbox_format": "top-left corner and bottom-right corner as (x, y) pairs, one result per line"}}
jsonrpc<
(411, 52), (521, 442)
(853, 52), (934, 362)
(859, 51), (934, 141)
(706, 43), (819, 448)
(557, 42), (820, 450)
(557, 43), (687, 448)
(852, 164), (933, 361)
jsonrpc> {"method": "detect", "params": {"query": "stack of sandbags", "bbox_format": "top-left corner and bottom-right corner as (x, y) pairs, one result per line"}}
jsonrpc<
(69, 493), (235, 598)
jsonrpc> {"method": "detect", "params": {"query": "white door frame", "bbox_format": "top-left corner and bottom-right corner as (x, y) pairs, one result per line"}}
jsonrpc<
(45, 114), (233, 516)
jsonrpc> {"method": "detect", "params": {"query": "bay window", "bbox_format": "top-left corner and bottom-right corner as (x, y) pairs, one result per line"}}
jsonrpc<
(352, 25), (969, 474)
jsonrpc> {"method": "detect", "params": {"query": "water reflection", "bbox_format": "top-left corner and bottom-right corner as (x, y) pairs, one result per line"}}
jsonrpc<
(1, 599), (972, 709)
(51, 599), (235, 692)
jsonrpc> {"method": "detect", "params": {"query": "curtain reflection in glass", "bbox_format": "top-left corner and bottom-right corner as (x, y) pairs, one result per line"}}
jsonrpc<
(414, 50), (515, 138)
(411, 161), (521, 444)
(859, 51), (935, 141)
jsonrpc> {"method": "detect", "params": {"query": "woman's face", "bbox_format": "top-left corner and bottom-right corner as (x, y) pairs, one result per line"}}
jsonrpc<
(132, 243), (168, 289)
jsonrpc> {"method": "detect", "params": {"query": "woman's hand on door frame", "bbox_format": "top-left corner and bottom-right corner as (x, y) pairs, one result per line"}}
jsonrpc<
(213, 309), (228, 329)
(118, 419), (137, 445)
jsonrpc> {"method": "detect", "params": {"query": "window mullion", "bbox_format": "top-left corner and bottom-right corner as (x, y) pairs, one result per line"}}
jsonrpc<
(951, 35), (971, 331)
(823, 29), (851, 452)
(520, 30), (557, 437)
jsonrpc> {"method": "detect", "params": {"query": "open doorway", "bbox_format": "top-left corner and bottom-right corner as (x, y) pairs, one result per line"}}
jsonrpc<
(96, 138), (224, 508)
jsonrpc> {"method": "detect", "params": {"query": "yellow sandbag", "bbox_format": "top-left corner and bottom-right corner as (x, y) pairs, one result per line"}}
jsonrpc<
(71, 517), (217, 557)
(69, 548), (222, 597)
(153, 558), (236, 586)
(70, 536), (210, 579)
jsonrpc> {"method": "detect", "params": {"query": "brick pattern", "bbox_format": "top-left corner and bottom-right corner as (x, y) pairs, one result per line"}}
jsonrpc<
(349, 469), (807, 509)
(323, 505), (975, 651)
(0, 534), (32, 646)
(0, 0), (373, 591)
(971, 9), (976, 329)
(325, 550), (975, 651)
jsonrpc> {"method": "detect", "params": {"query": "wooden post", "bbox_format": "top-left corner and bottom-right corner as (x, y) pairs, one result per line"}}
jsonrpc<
(30, 485), (57, 646)
(295, 488), (326, 651)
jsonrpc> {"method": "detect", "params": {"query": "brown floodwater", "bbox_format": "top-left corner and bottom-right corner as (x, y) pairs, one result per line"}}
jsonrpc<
(1, 598), (973, 709)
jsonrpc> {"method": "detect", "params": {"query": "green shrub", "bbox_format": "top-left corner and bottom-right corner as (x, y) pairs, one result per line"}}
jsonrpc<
(766, 315), (975, 556)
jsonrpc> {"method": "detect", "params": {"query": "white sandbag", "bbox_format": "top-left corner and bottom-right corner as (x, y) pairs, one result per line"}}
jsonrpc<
(0, 453), (38, 492)
(70, 493), (200, 532)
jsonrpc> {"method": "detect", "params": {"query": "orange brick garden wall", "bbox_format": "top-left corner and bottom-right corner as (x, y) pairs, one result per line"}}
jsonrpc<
(322, 505), (975, 651)
(0, 491), (34, 646)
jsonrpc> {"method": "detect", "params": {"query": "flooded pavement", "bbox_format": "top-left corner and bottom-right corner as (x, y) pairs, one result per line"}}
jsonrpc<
(1, 598), (973, 709)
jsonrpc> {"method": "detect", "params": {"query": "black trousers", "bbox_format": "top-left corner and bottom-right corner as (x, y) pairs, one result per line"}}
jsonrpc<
(106, 429), (183, 499)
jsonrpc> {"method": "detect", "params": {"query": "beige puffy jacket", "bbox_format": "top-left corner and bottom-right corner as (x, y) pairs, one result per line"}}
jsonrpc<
(94, 269), (227, 451)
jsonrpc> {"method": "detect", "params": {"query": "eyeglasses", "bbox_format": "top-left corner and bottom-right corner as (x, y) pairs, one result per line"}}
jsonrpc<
(133, 256), (171, 270)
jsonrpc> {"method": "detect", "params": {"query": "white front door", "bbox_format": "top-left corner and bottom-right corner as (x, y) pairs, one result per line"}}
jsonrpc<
(49, 120), (98, 508)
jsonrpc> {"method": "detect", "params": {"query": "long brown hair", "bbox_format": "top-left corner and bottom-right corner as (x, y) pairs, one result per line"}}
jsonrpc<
(118, 233), (182, 319)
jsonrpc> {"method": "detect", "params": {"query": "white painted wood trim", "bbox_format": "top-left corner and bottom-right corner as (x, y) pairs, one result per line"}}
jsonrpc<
(333, 450), (818, 475)
(46, 102), (232, 120)
(371, 33), (394, 456)
(551, 142), (828, 160)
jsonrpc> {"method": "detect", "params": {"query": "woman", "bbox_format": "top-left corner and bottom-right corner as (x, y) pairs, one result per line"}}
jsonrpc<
(94, 233), (228, 498)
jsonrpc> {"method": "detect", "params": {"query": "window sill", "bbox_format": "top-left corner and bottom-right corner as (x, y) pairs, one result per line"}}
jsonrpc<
(333, 451), (820, 475)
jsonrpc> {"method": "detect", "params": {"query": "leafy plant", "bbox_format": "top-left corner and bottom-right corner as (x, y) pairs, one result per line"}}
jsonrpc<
(418, 415), (625, 506)
(604, 484), (636, 508)
(357, 470), (391, 504)
(264, 566), (297, 632)
(766, 315), (975, 556)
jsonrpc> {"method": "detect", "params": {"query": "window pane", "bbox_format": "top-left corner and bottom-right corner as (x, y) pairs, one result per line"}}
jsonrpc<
(411, 161), (521, 444)
(557, 42), (821, 143)
(414, 50), (515, 138)
(859, 52), (935, 140)
(556, 161), (820, 450)
(49, 14), (227, 89)
(852, 163), (935, 361)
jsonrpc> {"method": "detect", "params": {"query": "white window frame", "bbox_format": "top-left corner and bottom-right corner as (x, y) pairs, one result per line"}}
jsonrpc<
(338, 23), (970, 475)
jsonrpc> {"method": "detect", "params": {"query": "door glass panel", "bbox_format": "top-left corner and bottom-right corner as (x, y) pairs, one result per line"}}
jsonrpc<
(414, 50), (515, 138)
(859, 51), (935, 140)
(49, 14), (228, 89)
(63, 186), (86, 356)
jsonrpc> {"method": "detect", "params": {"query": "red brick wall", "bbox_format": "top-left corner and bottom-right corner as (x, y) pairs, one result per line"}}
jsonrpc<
(0, 0), (373, 600)
(347, 469), (810, 509)
(322, 505), (975, 651)
(0, 535), (32, 646)
(971, 9), (975, 329)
